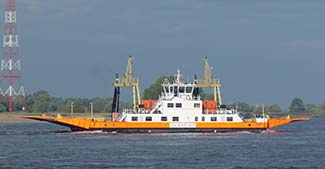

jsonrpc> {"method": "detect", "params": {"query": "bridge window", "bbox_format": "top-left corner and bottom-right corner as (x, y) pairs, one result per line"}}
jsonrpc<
(172, 117), (179, 121)
(164, 86), (169, 93)
(176, 103), (182, 108)
(202, 117), (205, 122)
(146, 116), (152, 121)
(186, 87), (193, 93)
(161, 117), (167, 121)
(211, 117), (217, 121)
(194, 103), (200, 108)
(131, 116), (138, 121)
(179, 87), (185, 93)
(167, 103), (174, 108)
(174, 86), (178, 96)
(227, 117), (233, 122)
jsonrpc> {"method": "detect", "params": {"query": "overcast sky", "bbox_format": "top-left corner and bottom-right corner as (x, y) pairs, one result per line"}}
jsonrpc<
(1, 0), (325, 107)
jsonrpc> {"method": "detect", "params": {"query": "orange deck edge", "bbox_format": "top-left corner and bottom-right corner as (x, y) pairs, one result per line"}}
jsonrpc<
(22, 115), (310, 131)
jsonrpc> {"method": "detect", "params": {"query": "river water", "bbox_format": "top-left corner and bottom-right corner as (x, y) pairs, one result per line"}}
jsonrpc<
(0, 118), (324, 169)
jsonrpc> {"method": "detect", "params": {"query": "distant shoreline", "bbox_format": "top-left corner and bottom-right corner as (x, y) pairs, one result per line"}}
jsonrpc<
(0, 112), (107, 124)
(0, 113), (36, 123)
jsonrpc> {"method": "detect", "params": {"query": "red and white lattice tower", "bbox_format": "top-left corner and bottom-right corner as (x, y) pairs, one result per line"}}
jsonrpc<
(0, 0), (25, 112)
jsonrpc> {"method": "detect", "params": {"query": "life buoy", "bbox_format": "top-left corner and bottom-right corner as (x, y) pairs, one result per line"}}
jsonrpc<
(186, 95), (191, 100)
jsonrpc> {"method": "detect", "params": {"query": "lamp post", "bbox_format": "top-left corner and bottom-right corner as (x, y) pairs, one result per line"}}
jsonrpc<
(70, 102), (74, 117)
(90, 102), (93, 120)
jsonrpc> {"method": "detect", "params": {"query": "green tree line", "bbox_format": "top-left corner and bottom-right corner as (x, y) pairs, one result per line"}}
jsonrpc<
(1, 75), (325, 118)
(0, 90), (324, 117)
(0, 90), (131, 113)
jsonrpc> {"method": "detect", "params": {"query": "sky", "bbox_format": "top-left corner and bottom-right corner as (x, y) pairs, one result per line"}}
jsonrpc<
(1, 0), (325, 108)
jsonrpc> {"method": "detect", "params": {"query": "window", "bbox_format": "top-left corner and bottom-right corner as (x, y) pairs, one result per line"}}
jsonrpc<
(138, 104), (144, 109)
(202, 117), (205, 122)
(211, 117), (217, 121)
(194, 103), (200, 108)
(174, 86), (178, 96)
(172, 117), (179, 121)
(195, 117), (198, 121)
(179, 87), (185, 93)
(164, 86), (169, 93)
(176, 103), (182, 108)
(186, 87), (193, 93)
(167, 103), (174, 108)
(227, 117), (233, 122)
(161, 117), (167, 121)
(146, 116), (152, 121)
(131, 116), (138, 121)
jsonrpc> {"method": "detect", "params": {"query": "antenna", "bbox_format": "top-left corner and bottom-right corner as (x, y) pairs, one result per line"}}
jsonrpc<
(0, 0), (26, 112)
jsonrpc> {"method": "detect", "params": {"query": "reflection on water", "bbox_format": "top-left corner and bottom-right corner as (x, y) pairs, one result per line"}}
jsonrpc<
(0, 119), (324, 169)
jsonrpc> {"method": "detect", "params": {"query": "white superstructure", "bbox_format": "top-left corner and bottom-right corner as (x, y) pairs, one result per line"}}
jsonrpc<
(120, 70), (247, 123)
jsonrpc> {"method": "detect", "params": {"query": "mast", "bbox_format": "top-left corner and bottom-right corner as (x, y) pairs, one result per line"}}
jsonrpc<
(111, 73), (120, 113)
(113, 56), (141, 112)
(194, 57), (222, 106)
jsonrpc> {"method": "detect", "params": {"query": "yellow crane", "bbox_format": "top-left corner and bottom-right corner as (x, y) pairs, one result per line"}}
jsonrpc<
(113, 56), (141, 112)
(194, 57), (222, 106)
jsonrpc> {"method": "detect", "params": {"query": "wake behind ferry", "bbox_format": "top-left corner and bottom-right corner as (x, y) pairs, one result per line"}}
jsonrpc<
(23, 57), (309, 133)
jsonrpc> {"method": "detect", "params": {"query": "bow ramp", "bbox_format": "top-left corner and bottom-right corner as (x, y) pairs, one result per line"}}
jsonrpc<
(267, 117), (310, 128)
(23, 115), (92, 131)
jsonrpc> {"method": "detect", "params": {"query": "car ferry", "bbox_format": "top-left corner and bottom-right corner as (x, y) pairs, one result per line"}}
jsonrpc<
(23, 70), (309, 133)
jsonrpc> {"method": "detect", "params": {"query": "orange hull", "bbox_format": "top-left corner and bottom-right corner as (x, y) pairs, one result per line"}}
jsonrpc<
(22, 115), (309, 133)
